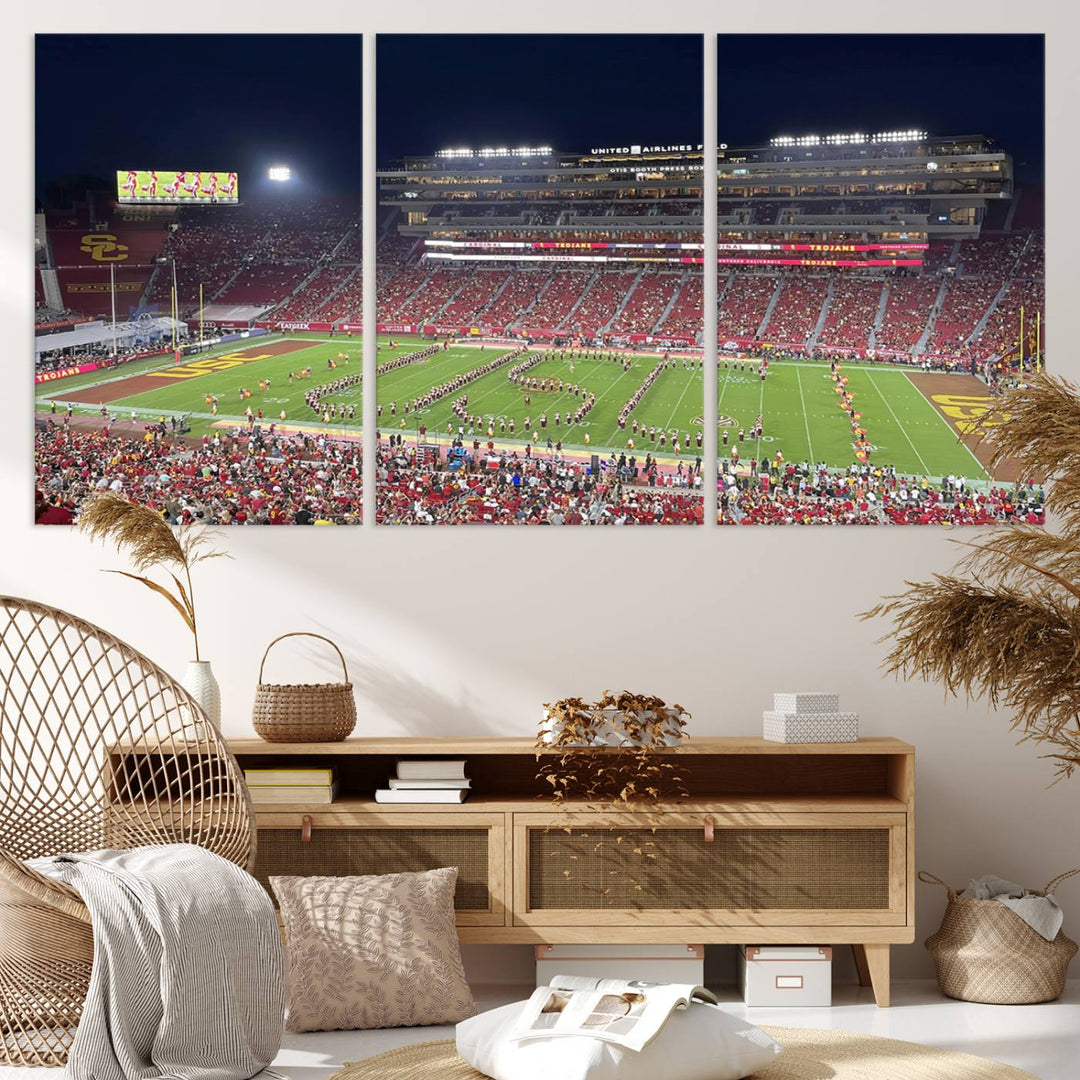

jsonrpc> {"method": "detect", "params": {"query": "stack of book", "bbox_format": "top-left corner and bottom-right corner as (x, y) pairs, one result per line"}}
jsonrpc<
(245, 766), (338, 804)
(375, 759), (470, 803)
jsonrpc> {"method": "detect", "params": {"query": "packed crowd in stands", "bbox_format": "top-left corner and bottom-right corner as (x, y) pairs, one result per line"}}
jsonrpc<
(375, 440), (703, 525)
(273, 266), (357, 322)
(817, 280), (883, 350)
(717, 274), (779, 339)
(658, 275), (702, 338)
(522, 270), (595, 328)
(760, 278), (831, 344)
(607, 272), (681, 335)
(719, 459), (1045, 527)
(567, 272), (640, 334)
(924, 278), (1003, 355)
(40, 185), (1041, 366)
(34, 420), (363, 524)
(875, 279), (941, 351)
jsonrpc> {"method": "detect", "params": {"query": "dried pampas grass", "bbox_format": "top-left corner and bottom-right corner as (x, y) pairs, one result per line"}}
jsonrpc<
(78, 492), (227, 661)
(865, 374), (1080, 782)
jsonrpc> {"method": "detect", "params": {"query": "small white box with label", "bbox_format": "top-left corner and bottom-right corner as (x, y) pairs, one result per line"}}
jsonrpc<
(535, 944), (704, 987)
(738, 946), (832, 1007)
(763, 710), (859, 743)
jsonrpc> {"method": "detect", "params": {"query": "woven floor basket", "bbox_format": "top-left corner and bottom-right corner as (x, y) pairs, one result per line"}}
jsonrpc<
(920, 869), (1079, 1004)
(252, 632), (357, 742)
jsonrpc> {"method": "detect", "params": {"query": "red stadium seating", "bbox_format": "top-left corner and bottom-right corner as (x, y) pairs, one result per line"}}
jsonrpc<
(717, 274), (778, 339)
(523, 271), (594, 329)
(609, 272), (681, 335)
(761, 277), (830, 346)
(926, 278), (1004, 353)
(439, 270), (512, 323)
(657, 275), (702, 339)
(384, 269), (468, 323)
(875, 279), (941, 351)
(817, 279), (884, 350)
(483, 271), (550, 326)
(567, 271), (640, 333)
(273, 266), (356, 321)
(376, 268), (430, 321)
(974, 279), (1045, 357)
(215, 264), (310, 305)
(957, 234), (1027, 278)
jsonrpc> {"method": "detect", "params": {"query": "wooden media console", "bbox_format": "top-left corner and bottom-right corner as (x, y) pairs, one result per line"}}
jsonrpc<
(214, 735), (914, 1006)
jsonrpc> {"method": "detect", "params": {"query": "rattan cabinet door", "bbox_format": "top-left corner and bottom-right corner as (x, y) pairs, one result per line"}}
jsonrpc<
(513, 812), (906, 927)
(253, 811), (506, 925)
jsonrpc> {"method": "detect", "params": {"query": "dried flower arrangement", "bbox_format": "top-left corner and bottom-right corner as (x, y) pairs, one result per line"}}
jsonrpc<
(865, 373), (1080, 782)
(535, 691), (690, 907)
(78, 492), (227, 662)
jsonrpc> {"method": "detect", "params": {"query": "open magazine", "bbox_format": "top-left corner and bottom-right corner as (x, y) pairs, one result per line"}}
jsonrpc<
(509, 974), (718, 1053)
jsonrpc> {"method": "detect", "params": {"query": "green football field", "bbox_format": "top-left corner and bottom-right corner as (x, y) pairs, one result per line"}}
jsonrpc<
(377, 337), (704, 454)
(36, 333), (988, 479)
(36, 334), (703, 454)
(717, 359), (988, 479)
(36, 333), (363, 440)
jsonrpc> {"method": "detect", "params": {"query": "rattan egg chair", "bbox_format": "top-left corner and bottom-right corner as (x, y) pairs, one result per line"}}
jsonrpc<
(0, 596), (256, 1067)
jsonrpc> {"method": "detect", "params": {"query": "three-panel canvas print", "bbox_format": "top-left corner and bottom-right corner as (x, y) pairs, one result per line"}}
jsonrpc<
(33, 33), (1044, 527)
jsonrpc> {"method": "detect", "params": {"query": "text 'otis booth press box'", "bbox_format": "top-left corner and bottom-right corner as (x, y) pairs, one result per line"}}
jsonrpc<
(536, 944), (704, 987)
(738, 946), (833, 1007)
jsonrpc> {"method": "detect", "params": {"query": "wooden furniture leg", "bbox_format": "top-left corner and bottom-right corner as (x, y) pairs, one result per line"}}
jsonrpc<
(851, 943), (872, 988)
(857, 943), (890, 1007)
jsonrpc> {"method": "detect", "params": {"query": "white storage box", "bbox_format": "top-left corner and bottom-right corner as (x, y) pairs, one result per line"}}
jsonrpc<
(738, 946), (832, 1007)
(536, 944), (704, 987)
(772, 692), (840, 715)
(763, 710), (859, 743)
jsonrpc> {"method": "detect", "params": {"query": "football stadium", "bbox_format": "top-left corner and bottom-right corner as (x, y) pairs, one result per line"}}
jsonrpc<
(33, 33), (364, 527)
(34, 191), (365, 524)
(373, 142), (705, 524)
(714, 129), (1046, 525)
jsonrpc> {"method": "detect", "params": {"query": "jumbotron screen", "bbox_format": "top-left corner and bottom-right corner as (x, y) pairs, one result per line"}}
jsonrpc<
(116, 170), (239, 204)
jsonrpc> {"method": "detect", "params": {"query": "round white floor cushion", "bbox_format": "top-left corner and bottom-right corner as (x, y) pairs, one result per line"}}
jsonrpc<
(455, 999), (783, 1080)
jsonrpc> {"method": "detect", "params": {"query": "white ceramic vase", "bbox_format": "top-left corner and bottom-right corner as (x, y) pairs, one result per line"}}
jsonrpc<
(182, 660), (221, 730)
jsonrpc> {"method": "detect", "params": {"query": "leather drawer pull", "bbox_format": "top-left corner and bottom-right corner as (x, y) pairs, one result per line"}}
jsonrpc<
(301, 815), (312, 842)
(703, 815), (715, 843)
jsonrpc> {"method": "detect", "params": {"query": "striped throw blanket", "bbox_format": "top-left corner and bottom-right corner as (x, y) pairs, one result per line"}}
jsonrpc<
(30, 844), (284, 1080)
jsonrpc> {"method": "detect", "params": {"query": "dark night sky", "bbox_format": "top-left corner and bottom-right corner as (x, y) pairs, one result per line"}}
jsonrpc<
(376, 35), (705, 165)
(35, 35), (362, 200)
(35, 33), (1044, 199)
(719, 34), (1044, 181)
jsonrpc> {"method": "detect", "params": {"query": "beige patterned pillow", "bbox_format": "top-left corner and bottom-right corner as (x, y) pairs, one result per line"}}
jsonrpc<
(270, 868), (477, 1032)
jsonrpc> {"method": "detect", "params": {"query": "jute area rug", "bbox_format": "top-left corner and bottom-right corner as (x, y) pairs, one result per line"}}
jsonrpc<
(329, 1026), (1038, 1080)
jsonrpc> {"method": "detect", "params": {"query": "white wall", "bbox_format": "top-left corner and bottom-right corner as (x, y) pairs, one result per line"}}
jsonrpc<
(5, 1), (1079, 984)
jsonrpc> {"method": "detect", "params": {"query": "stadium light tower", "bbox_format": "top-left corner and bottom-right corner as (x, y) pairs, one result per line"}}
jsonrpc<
(268, 165), (292, 182)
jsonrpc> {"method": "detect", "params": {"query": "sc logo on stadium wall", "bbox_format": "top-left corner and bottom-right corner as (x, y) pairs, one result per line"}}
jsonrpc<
(79, 233), (129, 262)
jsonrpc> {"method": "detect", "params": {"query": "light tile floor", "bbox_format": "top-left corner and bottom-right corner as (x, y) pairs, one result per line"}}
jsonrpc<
(1, 981), (1076, 1080)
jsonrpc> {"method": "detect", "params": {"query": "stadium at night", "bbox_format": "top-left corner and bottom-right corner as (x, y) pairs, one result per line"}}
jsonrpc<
(32, 32), (1044, 527)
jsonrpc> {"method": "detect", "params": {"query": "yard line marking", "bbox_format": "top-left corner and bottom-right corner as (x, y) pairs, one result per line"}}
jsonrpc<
(754, 377), (766, 460)
(901, 372), (989, 481)
(795, 363), (815, 462)
(865, 370), (932, 476)
(717, 363), (734, 412)
(660, 367), (697, 433)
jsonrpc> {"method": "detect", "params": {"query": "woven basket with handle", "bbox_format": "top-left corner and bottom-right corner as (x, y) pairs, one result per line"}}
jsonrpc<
(252, 632), (357, 743)
(920, 868), (1079, 1004)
